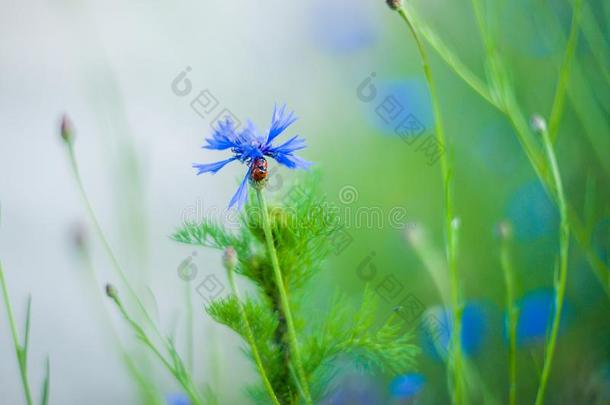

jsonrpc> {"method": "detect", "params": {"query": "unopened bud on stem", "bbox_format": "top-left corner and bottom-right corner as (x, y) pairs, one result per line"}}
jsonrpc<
(530, 114), (547, 134)
(386, 0), (402, 10)
(60, 114), (74, 143)
(105, 283), (118, 300)
(223, 246), (238, 270)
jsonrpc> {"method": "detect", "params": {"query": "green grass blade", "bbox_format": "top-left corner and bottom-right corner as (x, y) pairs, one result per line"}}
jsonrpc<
(40, 357), (50, 405)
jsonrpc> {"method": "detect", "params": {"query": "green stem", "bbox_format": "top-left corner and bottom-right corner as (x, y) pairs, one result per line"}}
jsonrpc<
(79, 246), (160, 404)
(65, 143), (162, 339)
(499, 224), (518, 405)
(255, 188), (312, 404)
(66, 141), (198, 402)
(398, 0), (610, 297)
(226, 264), (281, 405)
(548, 0), (584, 143)
(396, 6), (463, 403)
(109, 291), (203, 405)
(185, 281), (194, 373)
(0, 262), (34, 405)
(534, 126), (570, 405)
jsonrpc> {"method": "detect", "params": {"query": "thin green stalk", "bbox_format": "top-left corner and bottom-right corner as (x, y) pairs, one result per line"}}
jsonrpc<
(255, 187), (312, 404)
(534, 124), (570, 405)
(499, 223), (518, 405)
(108, 287), (204, 405)
(225, 262), (281, 405)
(395, 6), (463, 403)
(65, 142), (166, 341)
(78, 243), (161, 404)
(65, 137), (198, 403)
(0, 262), (34, 405)
(185, 281), (194, 373)
(406, 0), (609, 295)
(548, 0), (584, 143)
(400, 2), (495, 106)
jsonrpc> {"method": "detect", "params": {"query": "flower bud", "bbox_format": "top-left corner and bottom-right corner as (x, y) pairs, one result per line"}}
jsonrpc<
(105, 283), (118, 299)
(60, 114), (74, 143)
(386, 0), (402, 10)
(223, 246), (238, 270)
(530, 114), (547, 134)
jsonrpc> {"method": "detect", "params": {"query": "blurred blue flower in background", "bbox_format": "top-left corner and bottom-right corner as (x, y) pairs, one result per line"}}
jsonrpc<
(512, 289), (568, 346)
(361, 78), (433, 138)
(389, 373), (426, 400)
(506, 181), (559, 241)
(419, 301), (488, 361)
(321, 374), (382, 405)
(166, 393), (190, 405)
(308, 0), (378, 54)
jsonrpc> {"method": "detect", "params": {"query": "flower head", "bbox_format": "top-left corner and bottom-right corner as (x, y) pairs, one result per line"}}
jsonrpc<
(193, 105), (312, 209)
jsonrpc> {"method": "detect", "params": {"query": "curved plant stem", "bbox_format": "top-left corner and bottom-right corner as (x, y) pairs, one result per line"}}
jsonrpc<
(65, 140), (203, 402)
(65, 143), (163, 337)
(226, 264), (281, 405)
(0, 262), (34, 405)
(78, 244), (160, 404)
(548, 0), (584, 143)
(411, 0), (609, 292)
(534, 126), (570, 405)
(108, 291), (203, 405)
(395, 6), (463, 404)
(255, 188), (312, 404)
(499, 225), (518, 405)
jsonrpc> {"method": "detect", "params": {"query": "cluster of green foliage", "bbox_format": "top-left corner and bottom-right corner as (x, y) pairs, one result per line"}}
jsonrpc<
(172, 176), (419, 403)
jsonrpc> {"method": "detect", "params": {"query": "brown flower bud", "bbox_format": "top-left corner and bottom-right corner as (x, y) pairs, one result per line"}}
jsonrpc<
(223, 246), (238, 270)
(105, 283), (118, 299)
(386, 0), (402, 10)
(60, 114), (74, 143)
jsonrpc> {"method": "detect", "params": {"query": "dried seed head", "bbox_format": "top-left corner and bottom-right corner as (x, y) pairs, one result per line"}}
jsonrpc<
(223, 246), (238, 270)
(60, 114), (74, 143)
(386, 0), (402, 10)
(530, 114), (547, 134)
(105, 283), (118, 299)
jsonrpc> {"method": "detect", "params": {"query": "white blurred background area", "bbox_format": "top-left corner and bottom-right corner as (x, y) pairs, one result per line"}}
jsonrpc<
(0, 0), (388, 403)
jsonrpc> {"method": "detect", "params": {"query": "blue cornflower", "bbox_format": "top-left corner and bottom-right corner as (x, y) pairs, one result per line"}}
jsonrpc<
(389, 373), (426, 400)
(512, 289), (569, 346)
(419, 302), (488, 361)
(193, 105), (312, 209)
(165, 393), (190, 405)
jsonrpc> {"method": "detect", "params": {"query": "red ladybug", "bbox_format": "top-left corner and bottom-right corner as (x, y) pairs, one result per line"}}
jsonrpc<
(250, 157), (268, 182)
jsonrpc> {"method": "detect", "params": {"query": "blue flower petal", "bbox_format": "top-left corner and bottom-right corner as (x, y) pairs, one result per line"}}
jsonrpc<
(228, 169), (251, 210)
(204, 119), (238, 150)
(192, 157), (237, 175)
(266, 135), (307, 155)
(389, 373), (426, 399)
(267, 104), (297, 143)
(272, 152), (313, 170)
